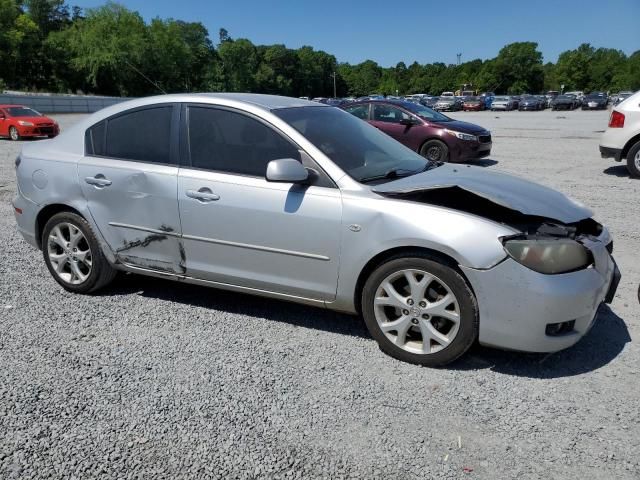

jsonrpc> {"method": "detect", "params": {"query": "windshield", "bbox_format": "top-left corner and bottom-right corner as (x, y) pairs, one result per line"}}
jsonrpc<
(557, 95), (573, 100)
(394, 101), (451, 122)
(494, 96), (509, 101)
(7, 107), (42, 117)
(274, 106), (429, 184)
(586, 94), (604, 99)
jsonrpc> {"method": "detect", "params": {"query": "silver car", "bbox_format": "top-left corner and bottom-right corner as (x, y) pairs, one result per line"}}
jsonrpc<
(13, 94), (620, 366)
(490, 96), (517, 111)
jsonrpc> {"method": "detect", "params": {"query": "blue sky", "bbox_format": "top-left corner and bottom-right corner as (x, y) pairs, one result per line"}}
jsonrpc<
(71, 0), (639, 66)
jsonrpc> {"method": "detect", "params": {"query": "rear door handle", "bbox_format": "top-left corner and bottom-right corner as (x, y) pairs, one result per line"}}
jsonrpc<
(84, 175), (112, 187)
(186, 188), (220, 202)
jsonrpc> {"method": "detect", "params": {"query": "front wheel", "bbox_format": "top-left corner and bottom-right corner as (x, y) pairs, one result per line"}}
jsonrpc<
(362, 255), (478, 366)
(627, 141), (640, 178)
(9, 126), (20, 141)
(420, 139), (449, 162)
(42, 212), (117, 293)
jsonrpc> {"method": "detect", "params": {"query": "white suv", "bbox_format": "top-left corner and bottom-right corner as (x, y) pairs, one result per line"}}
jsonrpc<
(600, 90), (640, 178)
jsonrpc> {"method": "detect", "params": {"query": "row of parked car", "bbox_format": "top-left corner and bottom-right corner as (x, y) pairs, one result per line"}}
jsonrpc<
(308, 90), (636, 113)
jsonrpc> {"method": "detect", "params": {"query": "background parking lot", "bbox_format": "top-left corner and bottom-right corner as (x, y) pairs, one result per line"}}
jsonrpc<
(1, 110), (639, 479)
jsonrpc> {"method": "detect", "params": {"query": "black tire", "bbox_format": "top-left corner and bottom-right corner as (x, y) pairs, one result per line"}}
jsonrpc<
(362, 254), (478, 366)
(42, 211), (117, 293)
(626, 141), (640, 179)
(420, 139), (449, 162)
(9, 126), (20, 141)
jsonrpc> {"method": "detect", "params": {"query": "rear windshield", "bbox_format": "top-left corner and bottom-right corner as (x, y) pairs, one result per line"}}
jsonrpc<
(7, 107), (42, 117)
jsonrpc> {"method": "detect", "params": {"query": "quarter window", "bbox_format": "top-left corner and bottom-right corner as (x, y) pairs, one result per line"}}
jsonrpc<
(187, 107), (300, 177)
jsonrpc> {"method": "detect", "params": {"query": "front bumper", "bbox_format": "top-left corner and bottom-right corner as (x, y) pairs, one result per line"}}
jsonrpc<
(599, 145), (622, 162)
(450, 140), (492, 162)
(16, 125), (59, 137)
(461, 233), (618, 353)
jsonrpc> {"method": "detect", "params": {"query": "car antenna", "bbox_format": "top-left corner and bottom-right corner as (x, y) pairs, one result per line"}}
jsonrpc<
(123, 59), (168, 95)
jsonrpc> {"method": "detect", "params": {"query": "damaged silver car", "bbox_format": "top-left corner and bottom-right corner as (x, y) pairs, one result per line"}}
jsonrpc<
(13, 94), (621, 366)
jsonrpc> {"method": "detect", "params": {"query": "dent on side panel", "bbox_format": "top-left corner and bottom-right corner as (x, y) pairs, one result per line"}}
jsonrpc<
(78, 163), (185, 275)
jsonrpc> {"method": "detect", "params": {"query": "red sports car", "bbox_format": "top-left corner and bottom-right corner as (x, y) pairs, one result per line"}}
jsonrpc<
(0, 105), (59, 140)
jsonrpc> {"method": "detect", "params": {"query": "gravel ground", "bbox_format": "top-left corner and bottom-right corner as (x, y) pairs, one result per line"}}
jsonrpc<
(1, 110), (639, 479)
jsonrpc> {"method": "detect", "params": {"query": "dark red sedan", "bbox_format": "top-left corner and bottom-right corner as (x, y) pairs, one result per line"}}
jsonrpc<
(0, 105), (59, 141)
(343, 99), (491, 162)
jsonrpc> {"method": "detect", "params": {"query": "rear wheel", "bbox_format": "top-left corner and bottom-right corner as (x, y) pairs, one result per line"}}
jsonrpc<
(420, 139), (449, 162)
(9, 126), (20, 141)
(627, 141), (640, 178)
(362, 255), (478, 366)
(42, 212), (117, 293)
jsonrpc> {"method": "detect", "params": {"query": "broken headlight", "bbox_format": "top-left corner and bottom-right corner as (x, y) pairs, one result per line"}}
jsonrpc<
(503, 237), (591, 274)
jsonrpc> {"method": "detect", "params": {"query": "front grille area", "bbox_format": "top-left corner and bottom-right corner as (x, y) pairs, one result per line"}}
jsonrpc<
(36, 126), (54, 135)
(478, 134), (492, 143)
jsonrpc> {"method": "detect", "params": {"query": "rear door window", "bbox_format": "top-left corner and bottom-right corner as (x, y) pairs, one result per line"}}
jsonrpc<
(86, 106), (174, 164)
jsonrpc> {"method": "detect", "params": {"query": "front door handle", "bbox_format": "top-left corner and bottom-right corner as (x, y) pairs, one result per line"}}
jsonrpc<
(186, 188), (220, 202)
(85, 175), (112, 187)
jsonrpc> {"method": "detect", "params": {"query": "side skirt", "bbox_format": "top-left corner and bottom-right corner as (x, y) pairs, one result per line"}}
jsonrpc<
(118, 262), (329, 309)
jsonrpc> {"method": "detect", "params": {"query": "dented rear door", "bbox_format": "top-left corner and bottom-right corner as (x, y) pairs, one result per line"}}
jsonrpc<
(78, 104), (184, 273)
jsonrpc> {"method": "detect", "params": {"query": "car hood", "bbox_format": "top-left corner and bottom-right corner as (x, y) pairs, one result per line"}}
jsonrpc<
(12, 116), (54, 124)
(431, 119), (487, 134)
(372, 164), (592, 224)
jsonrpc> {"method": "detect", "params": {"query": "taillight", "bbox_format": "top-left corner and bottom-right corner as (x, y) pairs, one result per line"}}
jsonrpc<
(608, 110), (625, 128)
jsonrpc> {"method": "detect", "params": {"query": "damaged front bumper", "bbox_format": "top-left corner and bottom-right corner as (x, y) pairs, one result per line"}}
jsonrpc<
(460, 230), (619, 353)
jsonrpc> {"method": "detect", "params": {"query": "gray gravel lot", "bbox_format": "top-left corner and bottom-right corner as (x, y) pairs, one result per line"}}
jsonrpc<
(1, 110), (639, 479)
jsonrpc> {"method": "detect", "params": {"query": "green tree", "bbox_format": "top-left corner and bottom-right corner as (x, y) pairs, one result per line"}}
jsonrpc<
(48, 2), (149, 95)
(218, 38), (258, 92)
(494, 42), (544, 93)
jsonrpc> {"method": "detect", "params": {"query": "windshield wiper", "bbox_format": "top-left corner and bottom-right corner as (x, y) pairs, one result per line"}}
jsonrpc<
(360, 162), (438, 184)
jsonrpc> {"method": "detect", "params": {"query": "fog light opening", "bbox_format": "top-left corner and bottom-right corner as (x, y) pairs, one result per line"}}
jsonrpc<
(545, 320), (576, 336)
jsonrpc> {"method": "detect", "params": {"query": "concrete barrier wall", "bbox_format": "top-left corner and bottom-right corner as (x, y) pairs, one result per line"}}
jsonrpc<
(0, 94), (134, 114)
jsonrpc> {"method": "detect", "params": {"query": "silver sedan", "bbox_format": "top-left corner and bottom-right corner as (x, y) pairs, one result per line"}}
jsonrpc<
(13, 94), (620, 366)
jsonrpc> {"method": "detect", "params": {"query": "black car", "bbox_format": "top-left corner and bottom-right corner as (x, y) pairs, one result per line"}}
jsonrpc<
(551, 95), (577, 111)
(518, 95), (543, 111)
(582, 93), (608, 110)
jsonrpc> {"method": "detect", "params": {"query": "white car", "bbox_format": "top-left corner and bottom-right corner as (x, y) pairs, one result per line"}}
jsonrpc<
(599, 90), (640, 177)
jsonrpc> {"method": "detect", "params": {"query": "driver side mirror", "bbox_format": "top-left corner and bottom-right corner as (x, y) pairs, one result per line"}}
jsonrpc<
(266, 158), (309, 183)
(399, 118), (419, 126)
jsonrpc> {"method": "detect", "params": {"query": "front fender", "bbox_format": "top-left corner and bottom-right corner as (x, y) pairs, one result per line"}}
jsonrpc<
(331, 195), (514, 313)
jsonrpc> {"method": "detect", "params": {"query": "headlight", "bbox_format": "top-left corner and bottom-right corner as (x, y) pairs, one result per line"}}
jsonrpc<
(18, 120), (34, 126)
(444, 129), (477, 141)
(503, 237), (592, 274)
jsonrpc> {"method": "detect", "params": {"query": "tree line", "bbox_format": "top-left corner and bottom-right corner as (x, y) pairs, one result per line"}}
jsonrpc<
(1, 1), (638, 98)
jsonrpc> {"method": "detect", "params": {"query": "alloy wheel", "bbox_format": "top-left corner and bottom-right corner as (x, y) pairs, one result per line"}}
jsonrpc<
(373, 269), (460, 354)
(9, 127), (19, 141)
(426, 146), (442, 161)
(635, 150), (640, 171)
(47, 222), (93, 285)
